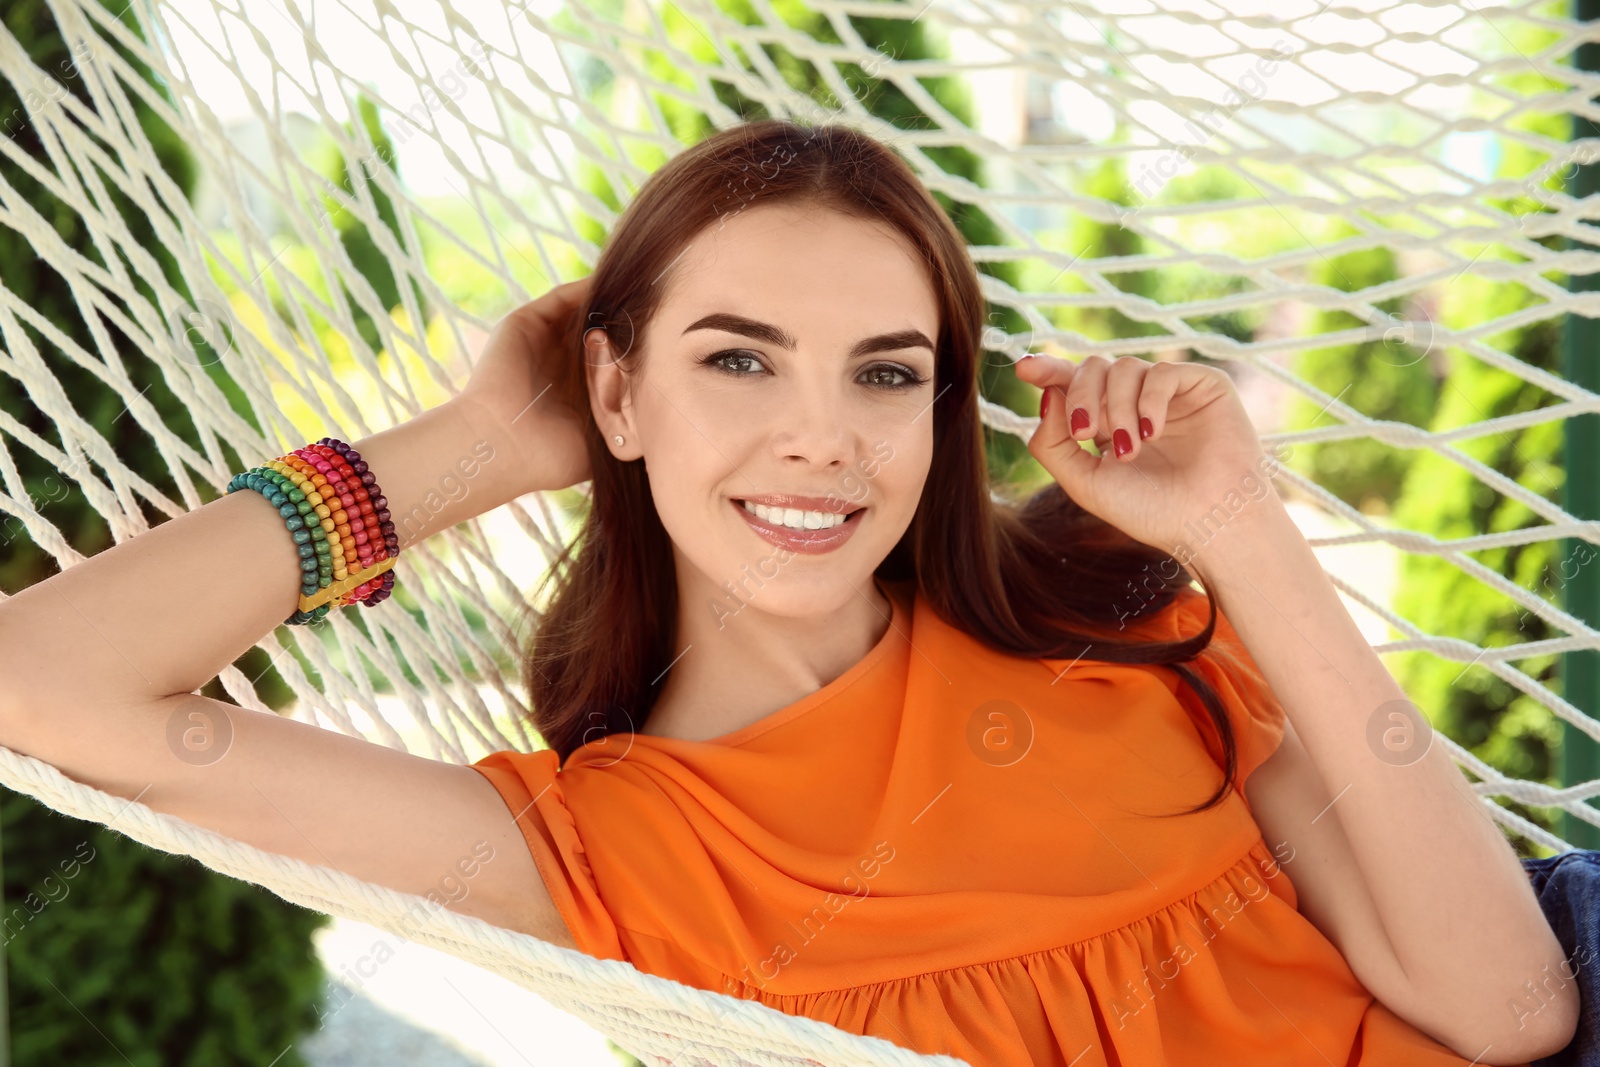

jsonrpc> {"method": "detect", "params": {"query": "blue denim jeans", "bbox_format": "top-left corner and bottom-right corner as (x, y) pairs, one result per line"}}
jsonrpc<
(1523, 849), (1600, 1066)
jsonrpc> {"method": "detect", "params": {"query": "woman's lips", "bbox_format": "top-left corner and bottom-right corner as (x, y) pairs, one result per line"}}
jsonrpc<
(732, 499), (865, 555)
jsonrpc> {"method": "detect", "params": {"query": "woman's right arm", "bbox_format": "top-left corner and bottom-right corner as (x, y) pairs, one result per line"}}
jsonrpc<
(0, 282), (595, 951)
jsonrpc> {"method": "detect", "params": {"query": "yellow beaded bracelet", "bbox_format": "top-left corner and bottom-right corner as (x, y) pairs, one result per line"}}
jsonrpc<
(266, 458), (353, 584)
(298, 555), (398, 612)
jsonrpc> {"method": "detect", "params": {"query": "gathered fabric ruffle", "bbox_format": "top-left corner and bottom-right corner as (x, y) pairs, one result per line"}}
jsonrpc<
(710, 839), (1489, 1067)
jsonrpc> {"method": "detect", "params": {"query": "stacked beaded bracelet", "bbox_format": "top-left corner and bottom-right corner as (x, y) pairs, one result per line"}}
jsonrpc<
(227, 437), (399, 626)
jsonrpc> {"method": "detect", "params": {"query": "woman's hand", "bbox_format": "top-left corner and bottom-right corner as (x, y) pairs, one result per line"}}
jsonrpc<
(1017, 353), (1287, 571)
(456, 277), (595, 497)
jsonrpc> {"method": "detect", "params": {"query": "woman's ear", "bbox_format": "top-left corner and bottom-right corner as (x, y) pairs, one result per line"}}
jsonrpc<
(584, 328), (639, 460)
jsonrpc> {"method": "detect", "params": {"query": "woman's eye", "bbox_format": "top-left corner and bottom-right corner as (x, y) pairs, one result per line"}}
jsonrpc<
(703, 350), (765, 375)
(861, 364), (920, 390)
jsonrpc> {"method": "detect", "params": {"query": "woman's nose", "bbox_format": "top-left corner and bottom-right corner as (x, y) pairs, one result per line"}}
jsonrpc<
(767, 385), (857, 467)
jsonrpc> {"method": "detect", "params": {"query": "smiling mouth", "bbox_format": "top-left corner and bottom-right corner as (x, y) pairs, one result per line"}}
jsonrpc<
(731, 499), (867, 528)
(728, 497), (869, 555)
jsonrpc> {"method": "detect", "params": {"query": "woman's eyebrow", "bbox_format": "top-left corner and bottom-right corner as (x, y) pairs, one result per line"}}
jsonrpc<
(682, 312), (933, 359)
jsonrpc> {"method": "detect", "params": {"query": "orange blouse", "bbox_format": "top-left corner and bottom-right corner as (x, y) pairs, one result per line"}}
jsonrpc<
(472, 577), (1516, 1067)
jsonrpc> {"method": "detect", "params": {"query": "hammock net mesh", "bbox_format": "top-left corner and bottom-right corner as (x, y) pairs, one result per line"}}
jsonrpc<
(0, 0), (1596, 1063)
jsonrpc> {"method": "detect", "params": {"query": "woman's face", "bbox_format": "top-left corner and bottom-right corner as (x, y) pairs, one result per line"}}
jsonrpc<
(588, 201), (939, 622)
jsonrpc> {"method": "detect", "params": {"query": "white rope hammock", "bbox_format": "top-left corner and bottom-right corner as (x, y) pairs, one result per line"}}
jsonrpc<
(1, 0), (1599, 1062)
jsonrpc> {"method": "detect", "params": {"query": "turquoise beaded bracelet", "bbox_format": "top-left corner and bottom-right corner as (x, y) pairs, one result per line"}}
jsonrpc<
(228, 466), (336, 626)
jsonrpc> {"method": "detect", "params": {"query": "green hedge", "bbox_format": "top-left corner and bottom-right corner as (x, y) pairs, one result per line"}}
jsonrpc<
(1, 795), (328, 1066)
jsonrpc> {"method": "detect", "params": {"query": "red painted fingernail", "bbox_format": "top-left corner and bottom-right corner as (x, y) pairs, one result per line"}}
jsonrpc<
(1070, 408), (1090, 435)
(1139, 416), (1153, 439)
(1040, 388), (1052, 419)
(1114, 428), (1132, 457)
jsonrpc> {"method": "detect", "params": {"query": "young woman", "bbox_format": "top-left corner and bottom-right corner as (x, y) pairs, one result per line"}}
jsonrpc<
(0, 118), (1588, 1066)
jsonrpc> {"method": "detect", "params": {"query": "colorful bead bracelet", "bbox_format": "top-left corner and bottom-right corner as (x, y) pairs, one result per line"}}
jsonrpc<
(227, 436), (399, 626)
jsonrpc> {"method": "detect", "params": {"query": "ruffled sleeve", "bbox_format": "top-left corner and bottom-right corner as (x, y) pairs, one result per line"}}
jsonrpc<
(470, 748), (626, 962)
(1190, 591), (1286, 799)
(1129, 588), (1287, 803)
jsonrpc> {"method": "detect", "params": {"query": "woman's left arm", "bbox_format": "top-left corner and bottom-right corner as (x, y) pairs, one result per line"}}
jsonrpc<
(1017, 352), (1578, 1064)
(1190, 501), (1577, 1064)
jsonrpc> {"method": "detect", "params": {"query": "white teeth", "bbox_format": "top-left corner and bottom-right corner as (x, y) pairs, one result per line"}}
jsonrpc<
(740, 500), (852, 530)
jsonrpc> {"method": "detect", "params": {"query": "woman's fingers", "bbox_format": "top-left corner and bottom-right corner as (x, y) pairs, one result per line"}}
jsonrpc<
(1026, 369), (1102, 502)
(1014, 353), (1076, 390)
(1016, 355), (1076, 433)
(1020, 353), (1167, 463)
(1103, 356), (1145, 461)
(1062, 355), (1109, 443)
(1135, 361), (1179, 444)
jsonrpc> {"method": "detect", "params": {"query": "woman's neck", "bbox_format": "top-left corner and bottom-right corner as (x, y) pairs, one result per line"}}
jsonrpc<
(639, 567), (896, 743)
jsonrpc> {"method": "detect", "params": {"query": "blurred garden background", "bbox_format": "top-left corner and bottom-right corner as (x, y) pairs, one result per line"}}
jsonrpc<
(0, 0), (1591, 1062)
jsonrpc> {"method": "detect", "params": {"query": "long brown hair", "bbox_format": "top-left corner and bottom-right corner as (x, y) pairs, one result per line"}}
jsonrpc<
(523, 118), (1242, 815)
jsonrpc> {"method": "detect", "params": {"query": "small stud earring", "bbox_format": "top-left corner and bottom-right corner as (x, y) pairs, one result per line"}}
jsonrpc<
(613, 434), (624, 445)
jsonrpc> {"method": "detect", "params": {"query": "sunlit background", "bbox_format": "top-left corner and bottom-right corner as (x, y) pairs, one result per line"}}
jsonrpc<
(154, 3), (1488, 1058)
(0, 0), (1587, 1061)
